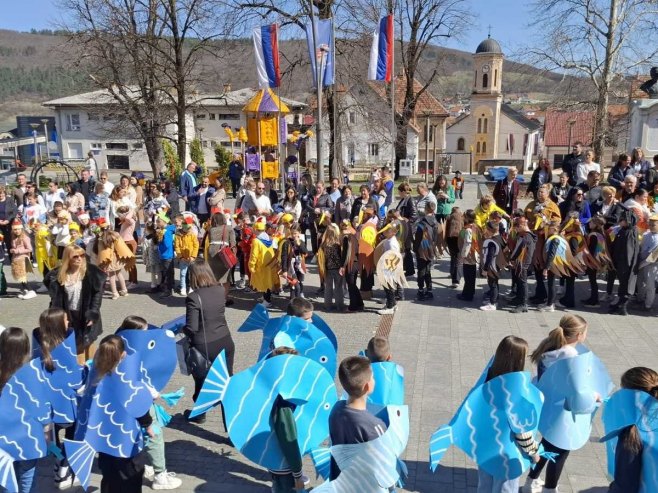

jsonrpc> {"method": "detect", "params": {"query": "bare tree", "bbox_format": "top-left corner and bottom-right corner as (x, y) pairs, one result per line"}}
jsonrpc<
(528, 0), (658, 161)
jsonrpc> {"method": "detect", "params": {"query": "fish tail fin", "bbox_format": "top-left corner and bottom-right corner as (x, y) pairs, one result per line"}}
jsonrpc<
(310, 446), (332, 480)
(189, 350), (230, 418)
(429, 424), (454, 472)
(64, 439), (95, 491)
(0, 448), (18, 493)
(237, 304), (269, 333)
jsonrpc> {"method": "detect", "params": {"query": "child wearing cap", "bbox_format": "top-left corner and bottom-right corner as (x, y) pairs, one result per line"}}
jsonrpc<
(156, 213), (177, 298)
(10, 220), (36, 299)
(451, 170), (464, 200)
(249, 217), (277, 308)
(174, 218), (199, 296)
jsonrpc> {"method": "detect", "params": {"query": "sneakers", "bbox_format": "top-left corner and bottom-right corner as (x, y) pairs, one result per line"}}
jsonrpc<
(144, 465), (155, 481)
(480, 303), (497, 311)
(21, 290), (36, 300)
(260, 300), (273, 309)
(159, 290), (172, 299)
(180, 288), (187, 297)
(152, 470), (182, 490)
(449, 283), (459, 289)
(521, 476), (544, 493)
(581, 298), (600, 307)
(539, 304), (555, 312)
(54, 465), (80, 489)
(510, 305), (528, 313)
(236, 279), (245, 290)
(377, 306), (397, 315)
(36, 284), (49, 294)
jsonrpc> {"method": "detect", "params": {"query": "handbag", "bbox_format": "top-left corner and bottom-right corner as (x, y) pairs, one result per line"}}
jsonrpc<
(217, 226), (238, 270)
(183, 293), (211, 380)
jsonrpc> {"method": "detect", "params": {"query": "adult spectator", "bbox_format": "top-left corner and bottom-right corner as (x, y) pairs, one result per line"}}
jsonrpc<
(415, 182), (437, 215)
(44, 180), (66, 212)
(64, 182), (85, 216)
(163, 181), (180, 218)
(394, 182), (418, 276)
(431, 174), (455, 222)
(591, 186), (622, 228)
(264, 179), (279, 207)
(493, 168), (520, 215)
(560, 141), (584, 186)
(76, 169), (96, 206)
(183, 260), (234, 422)
(328, 177), (342, 204)
(88, 182), (110, 222)
(281, 186), (303, 222)
(205, 213), (236, 305)
(242, 181), (273, 217)
(193, 176), (214, 225)
(646, 154), (658, 191)
(44, 244), (106, 363)
(350, 184), (379, 224)
(99, 170), (114, 195)
(228, 157), (245, 198)
(12, 173), (27, 208)
(608, 153), (632, 190)
(333, 185), (353, 224)
(527, 158), (553, 200)
(380, 167), (395, 210)
(524, 184), (561, 230)
(630, 147), (651, 189)
(23, 182), (44, 209)
(618, 175), (638, 203)
(179, 162), (198, 211)
(559, 188), (591, 226)
(118, 175), (137, 205)
(208, 177), (226, 213)
(85, 150), (98, 177)
(0, 185), (18, 246)
(580, 170), (602, 204)
(550, 172), (572, 205)
(305, 181), (334, 253)
(575, 150), (600, 185)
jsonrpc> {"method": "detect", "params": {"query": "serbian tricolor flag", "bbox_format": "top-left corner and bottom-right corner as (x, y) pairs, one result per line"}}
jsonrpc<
(253, 24), (281, 89)
(368, 15), (394, 82)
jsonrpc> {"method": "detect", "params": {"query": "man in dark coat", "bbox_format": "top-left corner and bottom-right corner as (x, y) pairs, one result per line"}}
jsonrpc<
(608, 208), (640, 316)
(304, 180), (334, 255)
(560, 141), (584, 186)
(493, 168), (520, 215)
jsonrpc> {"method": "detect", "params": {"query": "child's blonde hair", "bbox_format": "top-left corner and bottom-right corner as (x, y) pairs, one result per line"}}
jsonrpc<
(322, 224), (340, 246)
(530, 314), (587, 365)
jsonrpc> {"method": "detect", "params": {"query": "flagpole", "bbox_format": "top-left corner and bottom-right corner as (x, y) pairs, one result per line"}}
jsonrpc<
(332, 17), (338, 182)
(309, 1), (324, 183)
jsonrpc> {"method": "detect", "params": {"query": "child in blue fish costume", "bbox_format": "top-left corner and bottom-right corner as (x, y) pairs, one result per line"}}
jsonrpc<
(115, 315), (182, 491)
(31, 308), (86, 489)
(430, 336), (545, 492)
(525, 315), (612, 493)
(66, 335), (154, 493)
(365, 336), (405, 406)
(0, 327), (50, 493)
(601, 367), (658, 493)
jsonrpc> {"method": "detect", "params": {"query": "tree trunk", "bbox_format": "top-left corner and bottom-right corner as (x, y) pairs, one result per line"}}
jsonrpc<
(144, 131), (163, 177)
(326, 86), (336, 179)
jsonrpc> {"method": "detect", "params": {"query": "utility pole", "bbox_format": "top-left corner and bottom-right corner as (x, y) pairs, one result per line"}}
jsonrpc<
(309, 2), (326, 182)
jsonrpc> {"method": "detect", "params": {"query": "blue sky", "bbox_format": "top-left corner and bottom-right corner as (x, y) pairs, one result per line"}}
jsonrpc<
(0, 0), (532, 53)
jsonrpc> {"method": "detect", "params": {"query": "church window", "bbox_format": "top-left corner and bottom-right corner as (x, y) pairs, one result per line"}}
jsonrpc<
(483, 118), (488, 133)
(476, 142), (481, 153)
(457, 137), (465, 151)
(494, 70), (498, 87)
(474, 71), (477, 87)
(477, 118), (482, 134)
(483, 73), (488, 89)
(482, 141), (487, 153)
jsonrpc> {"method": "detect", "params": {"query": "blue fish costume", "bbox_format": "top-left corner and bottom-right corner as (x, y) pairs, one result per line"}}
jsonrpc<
(311, 405), (410, 493)
(119, 326), (177, 392)
(239, 305), (338, 377)
(601, 389), (658, 492)
(0, 360), (51, 493)
(190, 350), (337, 470)
(369, 362), (405, 406)
(535, 344), (614, 450)
(33, 330), (85, 424)
(160, 315), (186, 335)
(65, 353), (153, 491)
(430, 371), (544, 480)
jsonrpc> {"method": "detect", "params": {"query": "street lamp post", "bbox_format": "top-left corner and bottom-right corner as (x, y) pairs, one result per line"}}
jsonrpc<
(41, 119), (50, 160)
(567, 118), (577, 151)
(29, 123), (40, 165)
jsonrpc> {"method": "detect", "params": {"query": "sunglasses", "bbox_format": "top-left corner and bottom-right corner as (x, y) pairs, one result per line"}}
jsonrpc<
(257, 187), (265, 190)
(71, 254), (84, 259)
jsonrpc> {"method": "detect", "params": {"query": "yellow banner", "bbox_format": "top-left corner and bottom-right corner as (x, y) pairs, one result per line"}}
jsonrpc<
(262, 160), (279, 179)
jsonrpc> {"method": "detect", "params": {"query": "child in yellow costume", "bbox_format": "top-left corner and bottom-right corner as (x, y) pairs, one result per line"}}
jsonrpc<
(33, 220), (59, 293)
(249, 217), (278, 308)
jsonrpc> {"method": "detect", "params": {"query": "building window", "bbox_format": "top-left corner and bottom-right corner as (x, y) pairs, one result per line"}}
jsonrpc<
(66, 114), (81, 132)
(68, 142), (83, 159)
(107, 155), (130, 170)
(201, 140), (209, 148)
(209, 113), (216, 120)
(483, 118), (488, 133)
(457, 138), (465, 151)
(217, 113), (240, 120)
(210, 140), (218, 147)
(368, 143), (379, 157)
(483, 73), (488, 89)
(474, 70), (477, 88)
(476, 142), (481, 153)
(90, 143), (102, 150)
(347, 143), (355, 163)
(196, 114), (206, 120)
(553, 154), (565, 167)
(349, 112), (356, 124)
(482, 141), (487, 153)
(477, 118), (482, 134)
(106, 142), (129, 150)
(424, 123), (433, 143)
(87, 113), (99, 121)
(132, 142), (144, 150)
(494, 69), (498, 87)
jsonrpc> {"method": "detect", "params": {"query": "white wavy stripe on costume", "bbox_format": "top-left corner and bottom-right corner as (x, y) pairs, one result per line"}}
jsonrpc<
(115, 364), (141, 407)
(638, 392), (658, 489)
(244, 357), (294, 444)
(227, 359), (268, 431)
(0, 449), (17, 492)
(6, 381), (39, 459)
(93, 393), (139, 453)
(86, 421), (133, 457)
(50, 357), (75, 375)
(488, 382), (509, 478)
(139, 361), (154, 389)
(300, 380), (334, 453)
(464, 401), (478, 462)
(429, 427), (451, 467)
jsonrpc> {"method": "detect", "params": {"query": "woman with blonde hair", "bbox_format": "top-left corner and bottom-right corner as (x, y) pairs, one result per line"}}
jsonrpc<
(318, 223), (344, 311)
(44, 244), (106, 362)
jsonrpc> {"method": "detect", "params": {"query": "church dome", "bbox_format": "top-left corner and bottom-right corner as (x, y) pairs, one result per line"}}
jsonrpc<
(475, 36), (502, 54)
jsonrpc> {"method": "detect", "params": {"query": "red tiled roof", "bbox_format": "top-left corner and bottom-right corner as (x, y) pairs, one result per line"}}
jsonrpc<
(543, 110), (595, 147)
(368, 75), (449, 117)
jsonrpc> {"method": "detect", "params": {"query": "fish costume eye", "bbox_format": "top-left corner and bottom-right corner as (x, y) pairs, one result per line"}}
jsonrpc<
(397, 410), (401, 417)
(324, 403), (331, 410)
(320, 356), (328, 363)
(148, 340), (156, 350)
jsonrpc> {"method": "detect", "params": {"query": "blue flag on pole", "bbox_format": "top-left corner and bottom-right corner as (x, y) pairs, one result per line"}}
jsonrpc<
(305, 18), (335, 88)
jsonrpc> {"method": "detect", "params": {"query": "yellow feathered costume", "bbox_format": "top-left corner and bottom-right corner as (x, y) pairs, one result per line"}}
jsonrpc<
(34, 223), (58, 275)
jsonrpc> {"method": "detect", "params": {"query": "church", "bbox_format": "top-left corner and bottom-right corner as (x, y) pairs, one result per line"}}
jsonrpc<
(445, 36), (541, 170)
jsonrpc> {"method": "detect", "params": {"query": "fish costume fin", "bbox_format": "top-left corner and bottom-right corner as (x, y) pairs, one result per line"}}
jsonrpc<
(237, 303), (270, 333)
(189, 350), (230, 418)
(160, 315), (186, 334)
(311, 314), (338, 351)
(0, 448), (18, 493)
(64, 439), (95, 491)
(311, 446), (332, 480)
(429, 424), (454, 472)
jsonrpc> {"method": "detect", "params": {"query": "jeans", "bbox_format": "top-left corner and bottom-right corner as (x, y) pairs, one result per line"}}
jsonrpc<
(528, 438), (570, 488)
(416, 258), (433, 291)
(160, 258), (175, 292)
(179, 260), (191, 291)
(461, 263), (477, 300)
(384, 286), (397, 308)
(514, 268), (529, 306)
(0, 460), (37, 493)
(446, 237), (461, 284)
(144, 406), (166, 473)
(476, 469), (519, 493)
(486, 277), (499, 305)
(324, 269), (344, 310)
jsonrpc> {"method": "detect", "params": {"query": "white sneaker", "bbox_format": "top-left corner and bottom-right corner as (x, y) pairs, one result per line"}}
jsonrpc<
(480, 303), (497, 311)
(261, 300), (273, 308)
(152, 471), (182, 490)
(36, 284), (49, 293)
(539, 304), (555, 312)
(17, 290), (26, 300)
(54, 466), (80, 490)
(521, 477), (545, 493)
(22, 290), (37, 300)
(377, 306), (397, 315)
(144, 465), (155, 481)
(236, 279), (245, 289)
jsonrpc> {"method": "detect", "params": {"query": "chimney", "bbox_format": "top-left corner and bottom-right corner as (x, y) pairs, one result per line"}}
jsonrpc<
(223, 83), (231, 93)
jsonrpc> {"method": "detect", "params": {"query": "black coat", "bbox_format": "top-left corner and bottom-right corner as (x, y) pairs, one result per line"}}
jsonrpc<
(560, 153), (583, 186)
(394, 196), (418, 223)
(44, 264), (106, 347)
(184, 285), (231, 346)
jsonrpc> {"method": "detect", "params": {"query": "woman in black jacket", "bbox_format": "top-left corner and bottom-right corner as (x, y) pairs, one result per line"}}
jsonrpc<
(527, 158), (553, 200)
(183, 260), (234, 422)
(0, 185), (17, 250)
(44, 244), (106, 363)
(394, 182), (418, 276)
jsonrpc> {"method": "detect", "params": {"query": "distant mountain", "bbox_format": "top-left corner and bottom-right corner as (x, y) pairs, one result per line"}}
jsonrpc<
(0, 29), (579, 129)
